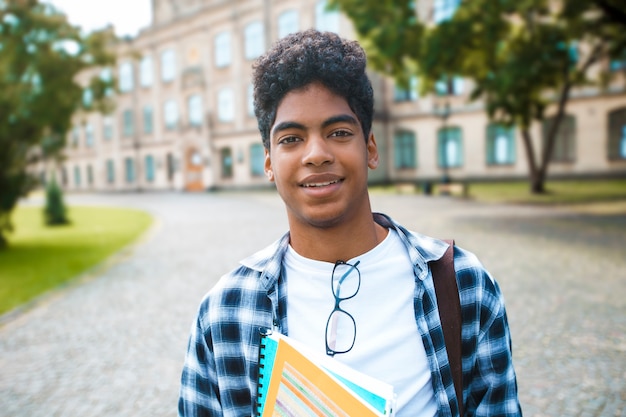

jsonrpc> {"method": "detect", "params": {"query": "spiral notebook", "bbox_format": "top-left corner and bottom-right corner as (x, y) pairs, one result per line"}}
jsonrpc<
(256, 329), (395, 417)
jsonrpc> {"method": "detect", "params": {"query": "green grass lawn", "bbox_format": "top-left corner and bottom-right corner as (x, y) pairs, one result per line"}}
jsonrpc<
(373, 179), (626, 206)
(0, 206), (153, 316)
(465, 179), (626, 205)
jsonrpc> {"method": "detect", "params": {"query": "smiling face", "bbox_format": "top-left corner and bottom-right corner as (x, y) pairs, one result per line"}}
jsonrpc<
(265, 82), (379, 232)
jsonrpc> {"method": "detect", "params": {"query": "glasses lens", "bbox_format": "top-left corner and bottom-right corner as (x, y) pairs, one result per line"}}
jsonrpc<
(326, 310), (356, 354)
(332, 262), (360, 299)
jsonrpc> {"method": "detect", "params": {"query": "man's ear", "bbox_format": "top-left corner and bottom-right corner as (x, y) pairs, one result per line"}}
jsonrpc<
(367, 133), (379, 170)
(264, 147), (274, 182)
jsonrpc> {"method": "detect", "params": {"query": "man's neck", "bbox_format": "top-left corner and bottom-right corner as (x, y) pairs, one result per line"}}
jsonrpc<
(287, 211), (388, 263)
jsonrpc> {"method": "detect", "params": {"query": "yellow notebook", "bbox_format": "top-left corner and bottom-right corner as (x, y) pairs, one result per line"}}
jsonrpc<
(256, 329), (395, 417)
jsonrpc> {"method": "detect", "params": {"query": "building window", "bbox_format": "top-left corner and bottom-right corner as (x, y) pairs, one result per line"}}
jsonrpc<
(164, 100), (179, 130)
(435, 75), (464, 96)
(140, 55), (153, 87)
(215, 31), (231, 68)
(394, 77), (419, 102)
(247, 83), (255, 117)
(119, 61), (134, 93)
(122, 109), (134, 137)
(103, 117), (113, 140)
(100, 67), (114, 97)
(278, 10), (299, 39)
(85, 123), (94, 147)
(166, 153), (175, 181)
(87, 164), (93, 186)
(188, 94), (203, 126)
(250, 143), (265, 176)
(486, 124), (515, 165)
(106, 159), (115, 184)
(218, 88), (235, 122)
(542, 114), (576, 163)
(434, 0), (460, 23)
(244, 21), (264, 60)
(438, 127), (463, 168)
(125, 157), (135, 183)
(82, 88), (93, 108)
(143, 106), (153, 134)
(608, 108), (626, 160)
(221, 147), (233, 178)
(394, 130), (417, 169)
(316, 0), (340, 33)
(609, 49), (626, 72)
(71, 125), (80, 147)
(74, 165), (81, 187)
(145, 155), (155, 182)
(161, 49), (176, 82)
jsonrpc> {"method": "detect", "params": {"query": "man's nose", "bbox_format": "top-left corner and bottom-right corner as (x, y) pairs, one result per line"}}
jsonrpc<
(302, 135), (334, 166)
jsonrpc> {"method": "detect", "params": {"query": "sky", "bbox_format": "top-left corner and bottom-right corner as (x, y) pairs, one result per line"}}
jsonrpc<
(44, 0), (152, 37)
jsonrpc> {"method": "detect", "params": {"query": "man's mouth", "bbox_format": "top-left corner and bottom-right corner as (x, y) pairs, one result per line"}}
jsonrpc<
(301, 179), (341, 188)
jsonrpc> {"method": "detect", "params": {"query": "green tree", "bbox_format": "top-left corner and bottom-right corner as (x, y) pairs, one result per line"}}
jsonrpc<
(332, 0), (626, 193)
(0, 0), (115, 247)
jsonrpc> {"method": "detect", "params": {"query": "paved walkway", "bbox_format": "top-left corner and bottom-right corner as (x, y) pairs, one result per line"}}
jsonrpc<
(1, 191), (624, 417)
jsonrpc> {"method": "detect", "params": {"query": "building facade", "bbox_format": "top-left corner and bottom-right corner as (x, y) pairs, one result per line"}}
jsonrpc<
(55, 0), (626, 193)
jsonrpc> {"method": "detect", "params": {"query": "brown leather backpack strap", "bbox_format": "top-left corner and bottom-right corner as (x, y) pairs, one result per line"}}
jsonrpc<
(430, 239), (464, 417)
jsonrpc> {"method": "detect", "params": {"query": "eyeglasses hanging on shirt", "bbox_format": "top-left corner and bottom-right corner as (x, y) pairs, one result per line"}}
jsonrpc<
(325, 260), (361, 357)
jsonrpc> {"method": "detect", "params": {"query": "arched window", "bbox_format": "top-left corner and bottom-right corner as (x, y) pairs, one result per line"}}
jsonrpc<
(160, 49), (176, 82)
(106, 159), (115, 184)
(438, 127), (463, 168)
(145, 155), (155, 182)
(542, 114), (576, 162)
(486, 123), (515, 165)
(221, 148), (233, 179)
(125, 157), (135, 183)
(214, 32), (231, 68)
(244, 21), (264, 60)
(140, 55), (153, 87)
(316, 0), (339, 33)
(608, 108), (626, 160)
(250, 143), (265, 177)
(278, 10), (299, 39)
(394, 130), (417, 169)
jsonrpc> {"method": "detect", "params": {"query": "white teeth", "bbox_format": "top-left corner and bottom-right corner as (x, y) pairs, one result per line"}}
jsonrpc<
(302, 180), (339, 188)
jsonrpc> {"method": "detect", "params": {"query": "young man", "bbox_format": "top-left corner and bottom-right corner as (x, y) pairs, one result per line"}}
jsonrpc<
(179, 29), (522, 417)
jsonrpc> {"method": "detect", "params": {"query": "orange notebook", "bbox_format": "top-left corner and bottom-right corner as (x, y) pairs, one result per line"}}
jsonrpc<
(256, 329), (395, 417)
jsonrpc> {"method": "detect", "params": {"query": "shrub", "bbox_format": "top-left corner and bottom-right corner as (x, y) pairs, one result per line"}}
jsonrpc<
(44, 177), (69, 225)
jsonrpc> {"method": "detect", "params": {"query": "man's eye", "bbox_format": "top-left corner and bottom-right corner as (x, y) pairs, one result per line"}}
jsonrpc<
(330, 130), (352, 138)
(279, 136), (300, 144)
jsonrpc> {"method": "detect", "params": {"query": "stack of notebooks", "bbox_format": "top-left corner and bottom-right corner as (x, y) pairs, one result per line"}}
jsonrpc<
(256, 329), (396, 417)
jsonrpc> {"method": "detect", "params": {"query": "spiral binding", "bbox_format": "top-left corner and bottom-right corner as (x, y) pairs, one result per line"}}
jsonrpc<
(256, 327), (272, 416)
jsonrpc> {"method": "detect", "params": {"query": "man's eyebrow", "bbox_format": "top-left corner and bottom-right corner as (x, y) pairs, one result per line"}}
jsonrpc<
(271, 114), (359, 138)
(271, 121), (306, 137)
(322, 114), (359, 129)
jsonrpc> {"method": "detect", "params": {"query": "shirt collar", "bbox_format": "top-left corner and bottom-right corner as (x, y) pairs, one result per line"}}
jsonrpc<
(239, 212), (450, 287)
(372, 213), (449, 281)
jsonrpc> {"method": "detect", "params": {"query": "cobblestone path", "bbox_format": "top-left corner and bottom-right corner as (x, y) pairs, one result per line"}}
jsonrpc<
(1, 191), (624, 417)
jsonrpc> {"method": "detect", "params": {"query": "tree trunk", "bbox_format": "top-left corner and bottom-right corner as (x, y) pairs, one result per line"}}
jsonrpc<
(537, 81), (572, 194)
(535, 44), (603, 194)
(520, 127), (546, 194)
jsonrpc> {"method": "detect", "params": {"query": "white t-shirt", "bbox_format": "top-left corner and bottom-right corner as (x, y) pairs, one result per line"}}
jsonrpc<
(285, 229), (437, 417)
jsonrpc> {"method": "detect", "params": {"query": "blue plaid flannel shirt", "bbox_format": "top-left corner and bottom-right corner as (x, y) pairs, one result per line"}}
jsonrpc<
(178, 213), (522, 417)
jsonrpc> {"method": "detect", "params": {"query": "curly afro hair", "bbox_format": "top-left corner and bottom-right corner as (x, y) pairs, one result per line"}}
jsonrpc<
(252, 29), (374, 149)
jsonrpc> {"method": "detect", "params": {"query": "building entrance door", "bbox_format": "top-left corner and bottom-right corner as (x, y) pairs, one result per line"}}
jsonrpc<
(185, 148), (204, 191)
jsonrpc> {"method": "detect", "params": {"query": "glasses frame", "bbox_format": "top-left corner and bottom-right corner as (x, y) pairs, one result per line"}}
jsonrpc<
(325, 260), (361, 357)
